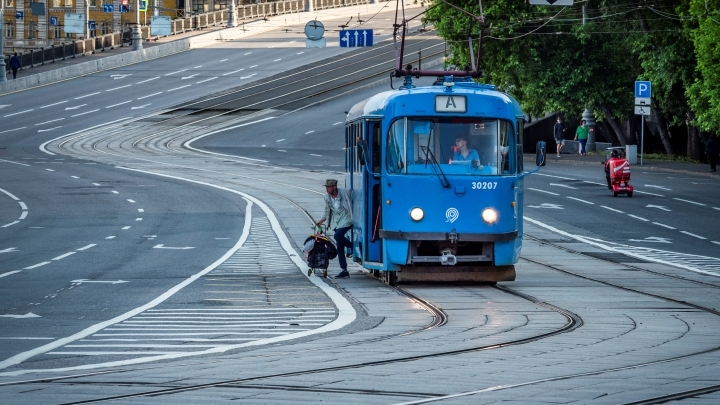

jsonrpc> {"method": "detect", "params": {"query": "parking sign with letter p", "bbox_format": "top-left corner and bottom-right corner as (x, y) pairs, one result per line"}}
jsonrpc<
(635, 81), (651, 98)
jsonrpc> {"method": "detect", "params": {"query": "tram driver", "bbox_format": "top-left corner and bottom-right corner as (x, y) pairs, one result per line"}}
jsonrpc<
(450, 134), (480, 166)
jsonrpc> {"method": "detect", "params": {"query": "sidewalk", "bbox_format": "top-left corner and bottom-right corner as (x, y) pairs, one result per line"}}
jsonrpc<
(543, 150), (719, 177)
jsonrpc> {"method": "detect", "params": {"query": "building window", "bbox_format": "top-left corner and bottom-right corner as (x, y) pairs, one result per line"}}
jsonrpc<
(5, 0), (13, 7)
(64, 0), (72, 6)
(5, 21), (14, 38)
(53, 25), (62, 39)
(53, 0), (60, 6)
(101, 20), (109, 35)
(27, 21), (38, 39)
(90, 0), (97, 6)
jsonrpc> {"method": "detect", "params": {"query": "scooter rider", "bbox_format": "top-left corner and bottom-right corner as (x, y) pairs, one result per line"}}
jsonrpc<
(605, 149), (621, 189)
(316, 179), (353, 278)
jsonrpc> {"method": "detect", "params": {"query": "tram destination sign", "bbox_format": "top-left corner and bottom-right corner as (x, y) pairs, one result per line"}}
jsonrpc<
(435, 95), (467, 113)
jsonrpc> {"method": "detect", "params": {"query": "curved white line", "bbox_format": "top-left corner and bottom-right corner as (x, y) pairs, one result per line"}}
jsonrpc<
(182, 116), (275, 162)
(0, 167), (356, 376)
(38, 117), (133, 155)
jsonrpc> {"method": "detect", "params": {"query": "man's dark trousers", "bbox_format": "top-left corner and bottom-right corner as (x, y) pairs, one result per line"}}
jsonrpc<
(334, 226), (352, 270)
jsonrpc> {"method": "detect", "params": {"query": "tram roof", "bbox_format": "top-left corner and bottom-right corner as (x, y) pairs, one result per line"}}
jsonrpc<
(346, 84), (523, 122)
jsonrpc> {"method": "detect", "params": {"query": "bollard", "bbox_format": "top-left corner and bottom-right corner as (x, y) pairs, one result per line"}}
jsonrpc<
(51, 44), (56, 63)
(30, 49), (34, 68)
(101, 35), (105, 52)
(72, 40), (77, 58)
(18, 52), (23, 70)
(61, 42), (66, 60)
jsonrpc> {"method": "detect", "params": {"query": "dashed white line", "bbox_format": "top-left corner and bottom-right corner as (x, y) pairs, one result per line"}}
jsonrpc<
(0, 187), (20, 200)
(634, 190), (664, 197)
(18, 202), (27, 210)
(600, 206), (624, 213)
(652, 222), (676, 229)
(136, 218), (143, 221)
(297, 51), (304, 55)
(35, 118), (65, 126)
(527, 188), (559, 196)
(137, 92), (163, 100)
(0, 127), (26, 134)
(305, 130), (315, 134)
(40, 101), (68, 108)
(712, 241), (720, 246)
(333, 122), (342, 125)
(127, 199), (136, 203)
(567, 197), (594, 204)
(194, 65), (202, 68)
(0, 271), (21, 279)
(196, 77), (217, 84)
(4, 109), (33, 117)
(680, 231), (706, 240)
(713, 207), (720, 211)
(138, 209), (144, 213)
(627, 214), (649, 222)
(45, 169), (55, 172)
(310, 154), (322, 157)
(249, 65), (258, 68)
(106, 101), (132, 108)
(25, 262), (51, 270)
(71, 109), (100, 117)
(122, 226), (131, 230)
(18, 212), (27, 220)
(243, 53), (251, 55)
(276, 139), (285, 143)
(223, 69), (244, 76)
(111, 191), (119, 194)
(135, 77), (159, 84)
(220, 58), (229, 61)
(1, 221), (19, 228)
(277, 150), (287, 153)
(77, 244), (97, 251)
(165, 69), (187, 76)
(106, 236), (116, 240)
(92, 183), (101, 186)
(167, 85), (191, 92)
(535, 173), (576, 180)
(673, 198), (706, 206)
(75, 92), (101, 99)
(52, 252), (76, 261)
(273, 59), (282, 62)
(106, 85), (131, 92)
(0, 159), (30, 166)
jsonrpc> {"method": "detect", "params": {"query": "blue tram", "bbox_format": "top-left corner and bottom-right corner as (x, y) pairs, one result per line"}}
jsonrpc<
(344, 76), (543, 284)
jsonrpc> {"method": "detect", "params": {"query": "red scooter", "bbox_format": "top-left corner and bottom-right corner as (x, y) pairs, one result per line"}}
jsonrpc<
(604, 148), (634, 197)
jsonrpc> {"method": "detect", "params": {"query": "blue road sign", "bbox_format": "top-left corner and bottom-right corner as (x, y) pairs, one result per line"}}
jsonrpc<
(103, 4), (114, 12)
(140, 0), (147, 11)
(15, 11), (23, 20)
(49, 16), (59, 25)
(635, 81), (651, 98)
(339, 29), (373, 48)
(88, 20), (96, 30)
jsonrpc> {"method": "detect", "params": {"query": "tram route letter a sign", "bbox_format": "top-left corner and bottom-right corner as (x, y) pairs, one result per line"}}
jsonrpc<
(339, 29), (374, 47)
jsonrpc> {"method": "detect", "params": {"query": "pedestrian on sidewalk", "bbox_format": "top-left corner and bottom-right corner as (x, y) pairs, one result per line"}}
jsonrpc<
(574, 119), (593, 156)
(706, 136), (717, 172)
(316, 179), (353, 278)
(8, 53), (20, 80)
(553, 117), (566, 157)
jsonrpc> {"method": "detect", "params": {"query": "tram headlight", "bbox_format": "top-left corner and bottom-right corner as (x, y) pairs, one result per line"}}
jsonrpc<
(410, 207), (424, 221)
(481, 208), (498, 224)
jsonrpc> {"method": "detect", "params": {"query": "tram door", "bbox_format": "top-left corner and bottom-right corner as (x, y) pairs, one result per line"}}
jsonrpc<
(364, 120), (383, 264)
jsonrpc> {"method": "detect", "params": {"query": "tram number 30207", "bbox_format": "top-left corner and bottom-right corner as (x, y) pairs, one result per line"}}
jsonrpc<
(471, 182), (498, 190)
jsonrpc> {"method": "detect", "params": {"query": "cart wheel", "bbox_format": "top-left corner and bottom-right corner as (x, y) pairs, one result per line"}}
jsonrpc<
(613, 192), (618, 197)
(627, 192), (633, 198)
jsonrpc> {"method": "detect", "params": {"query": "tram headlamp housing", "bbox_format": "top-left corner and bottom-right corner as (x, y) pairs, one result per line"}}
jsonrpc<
(410, 207), (424, 221)
(481, 208), (498, 224)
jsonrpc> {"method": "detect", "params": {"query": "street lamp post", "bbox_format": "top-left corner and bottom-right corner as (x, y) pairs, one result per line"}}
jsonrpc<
(227, 0), (236, 28)
(0, 9), (6, 83)
(131, 0), (142, 50)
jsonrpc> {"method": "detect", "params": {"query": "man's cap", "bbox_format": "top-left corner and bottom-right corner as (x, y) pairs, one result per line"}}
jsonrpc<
(324, 179), (338, 187)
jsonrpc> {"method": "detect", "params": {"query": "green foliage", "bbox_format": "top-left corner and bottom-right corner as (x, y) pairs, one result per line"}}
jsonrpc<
(687, 0), (720, 133)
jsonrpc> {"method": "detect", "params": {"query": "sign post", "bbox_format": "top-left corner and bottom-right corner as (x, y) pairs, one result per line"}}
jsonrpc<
(634, 81), (651, 166)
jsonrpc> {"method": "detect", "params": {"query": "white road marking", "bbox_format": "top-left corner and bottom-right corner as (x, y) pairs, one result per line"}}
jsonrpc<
(0, 127), (27, 135)
(40, 100), (68, 108)
(35, 118), (65, 126)
(627, 214), (649, 221)
(52, 252), (76, 261)
(194, 66), (202, 68)
(131, 104), (152, 110)
(535, 173), (576, 180)
(0, 271), (21, 279)
(600, 206), (624, 213)
(24, 262), (51, 269)
(110, 74), (132, 79)
(137, 92), (162, 100)
(646, 204), (670, 211)
(713, 207), (720, 211)
(713, 241), (720, 246)
(528, 203), (563, 209)
(127, 199), (136, 203)
(0, 159), (30, 166)
(65, 104), (88, 110)
(567, 197), (593, 204)
(136, 77), (160, 84)
(673, 198), (706, 206)
(181, 74), (199, 80)
(111, 191), (119, 194)
(223, 69), (244, 76)
(167, 85), (191, 92)
(549, 183), (577, 189)
(680, 231), (706, 240)
(273, 59), (282, 62)
(333, 122), (342, 125)
(629, 237), (672, 243)
(310, 153), (322, 157)
(644, 184), (671, 190)
(277, 150), (287, 152)
(305, 130), (315, 134)
(4, 109), (34, 117)
(38, 127), (62, 133)
(240, 73), (256, 79)
(242, 53), (250, 55)
(71, 279), (128, 284)
(45, 169), (55, 172)
(136, 218), (142, 221)
(527, 188), (559, 196)
(165, 69), (187, 76)
(153, 244), (195, 250)
(1, 221), (19, 228)
(106, 85), (131, 92)
(221, 58), (229, 61)
(0, 187), (20, 200)
(18, 212), (27, 220)
(106, 100), (132, 108)
(276, 139), (285, 142)
(634, 190), (664, 197)
(122, 226), (131, 230)
(0, 248), (18, 253)
(652, 222), (676, 229)
(138, 209), (144, 212)
(106, 236), (116, 239)
(196, 77), (217, 84)
(75, 92), (100, 99)
(18, 201), (27, 210)
(297, 51), (304, 55)
(71, 109), (99, 117)
(92, 183), (101, 186)
(0, 313), (40, 319)
(77, 244), (96, 251)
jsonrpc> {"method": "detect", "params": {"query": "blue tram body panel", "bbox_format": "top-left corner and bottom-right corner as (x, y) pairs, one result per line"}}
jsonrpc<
(345, 79), (529, 282)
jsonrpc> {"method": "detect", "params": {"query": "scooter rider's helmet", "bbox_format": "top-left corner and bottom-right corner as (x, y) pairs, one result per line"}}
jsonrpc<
(611, 150), (620, 158)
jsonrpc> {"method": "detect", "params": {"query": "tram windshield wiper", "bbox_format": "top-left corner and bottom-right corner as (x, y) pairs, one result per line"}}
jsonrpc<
(421, 146), (451, 188)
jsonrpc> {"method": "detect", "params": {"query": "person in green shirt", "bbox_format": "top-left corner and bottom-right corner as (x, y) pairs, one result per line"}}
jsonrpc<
(574, 119), (594, 156)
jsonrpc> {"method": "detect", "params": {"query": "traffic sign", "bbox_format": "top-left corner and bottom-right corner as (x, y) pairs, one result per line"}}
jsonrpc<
(49, 16), (58, 25)
(635, 81), (651, 98)
(635, 97), (651, 106)
(140, 0), (147, 11)
(634, 105), (651, 116)
(103, 4), (114, 12)
(88, 20), (96, 30)
(15, 11), (23, 20)
(339, 29), (373, 47)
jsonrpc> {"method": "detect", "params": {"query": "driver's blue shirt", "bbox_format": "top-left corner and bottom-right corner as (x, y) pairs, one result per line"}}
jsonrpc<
(452, 149), (480, 162)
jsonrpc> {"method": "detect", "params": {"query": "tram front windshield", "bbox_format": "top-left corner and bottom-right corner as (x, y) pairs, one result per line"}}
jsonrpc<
(386, 117), (516, 176)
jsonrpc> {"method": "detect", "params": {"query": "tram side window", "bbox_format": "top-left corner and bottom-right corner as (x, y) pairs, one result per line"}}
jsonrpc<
(386, 119), (406, 174)
(517, 119), (524, 173)
(354, 122), (363, 174)
(498, 120), (512, 174)
(345, 125), (352, 173)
